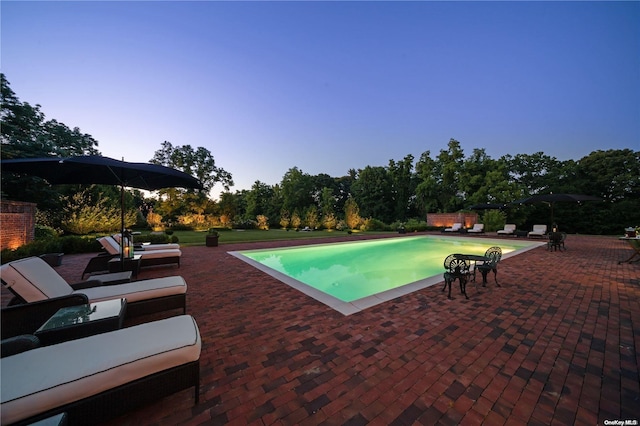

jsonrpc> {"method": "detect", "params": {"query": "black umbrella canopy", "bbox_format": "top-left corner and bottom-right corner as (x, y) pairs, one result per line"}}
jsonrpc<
(2, 155), (204, 263)
(468, 203), (507, 210)
(1, 155), (203, 191)
(512, 193), (602, 227)
(513, 193), (602, 204)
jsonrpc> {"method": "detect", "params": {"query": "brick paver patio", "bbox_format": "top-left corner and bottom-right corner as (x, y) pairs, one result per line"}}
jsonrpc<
(3, 233), (639, 425)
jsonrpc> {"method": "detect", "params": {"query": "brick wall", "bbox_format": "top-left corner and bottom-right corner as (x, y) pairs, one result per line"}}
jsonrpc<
(427, 212), (478, 229)
(0, 200), (37, 251)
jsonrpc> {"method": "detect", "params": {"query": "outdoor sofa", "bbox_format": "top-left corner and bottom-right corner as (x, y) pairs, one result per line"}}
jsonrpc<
(1, 256), (186, 317)
(1, 314), (201, 425)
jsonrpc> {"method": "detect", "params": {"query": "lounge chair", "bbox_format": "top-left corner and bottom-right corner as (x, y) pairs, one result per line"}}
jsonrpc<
(1, 314), (201, 425)
(444, 223), (463, 232)
(527, 224), (547, 238)
(112, 233), (180, 251)
(467, 224), (485, 234)
(1, 256), (186, 317)
(497, 224), (516, 235)
(98, 236), (181, 268)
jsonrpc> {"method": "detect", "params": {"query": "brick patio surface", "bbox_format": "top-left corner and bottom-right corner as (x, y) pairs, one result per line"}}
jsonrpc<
(4, 233), (639, 425)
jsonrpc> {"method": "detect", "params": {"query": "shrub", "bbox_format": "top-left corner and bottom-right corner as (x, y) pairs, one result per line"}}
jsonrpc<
(0, 235), (100, 264)
(170, 235), (179, 243)
(35, 225), (59, 240)
(404, 219), (428, 232)
(256, 215), (269, 230)
(481, 210), (507, 232)
(322, 213), (337, 230)
(361, 218), (388, 231)
(136, 233), (171, 244)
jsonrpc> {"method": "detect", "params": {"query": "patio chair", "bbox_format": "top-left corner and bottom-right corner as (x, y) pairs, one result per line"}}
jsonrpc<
(1, 315), (201, 425)
(475, 246), (502, 286)
(497, 224), (516, 235)
(548, 232), (566, 251)
(442, 254), (471, 299)
(444, 223), (463, 232)
(112, 233), (180, 251)
(467, 223), (485, 234)
(98, 236), (181, 268)
(527, 224), (547, 238)
(1, 256), (187, 317)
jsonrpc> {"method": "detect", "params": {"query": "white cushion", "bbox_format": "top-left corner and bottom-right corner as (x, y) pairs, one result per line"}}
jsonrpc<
(97, 236), (120, 255)
(112, 234), (180, 250)
(497, 224), (516, 234)
(76, 276), (186, 303)
(1, 315), (201, 425)
(1, 257), (73, 301)
(133, 249), (182, 259)
(1, 257), (186, 304)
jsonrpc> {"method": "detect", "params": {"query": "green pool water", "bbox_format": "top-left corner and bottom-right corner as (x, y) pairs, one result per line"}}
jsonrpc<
(232, 235), (540, 310)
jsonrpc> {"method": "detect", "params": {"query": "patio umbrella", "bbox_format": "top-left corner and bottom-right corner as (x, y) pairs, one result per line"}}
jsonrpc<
(468, 203), (507, 210)
(512, 193), (602, 227)
(1, 155), (203, 261)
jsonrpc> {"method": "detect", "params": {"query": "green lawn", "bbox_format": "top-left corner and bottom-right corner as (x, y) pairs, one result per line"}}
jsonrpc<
(166, 229), (395, 246)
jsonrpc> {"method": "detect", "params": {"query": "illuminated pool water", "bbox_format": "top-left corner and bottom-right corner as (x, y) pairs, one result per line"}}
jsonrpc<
(230, 235), (544, 315)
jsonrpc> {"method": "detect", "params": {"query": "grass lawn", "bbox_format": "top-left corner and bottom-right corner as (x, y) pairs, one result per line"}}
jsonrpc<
(165, 229), (395, 246)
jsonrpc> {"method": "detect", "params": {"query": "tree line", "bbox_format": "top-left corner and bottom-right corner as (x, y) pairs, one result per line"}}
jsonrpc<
(2, 74), (639, 235)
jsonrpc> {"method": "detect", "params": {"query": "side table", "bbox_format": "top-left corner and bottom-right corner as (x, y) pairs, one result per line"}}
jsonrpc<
(108, 255), (142, 278)
(35, 298), (127, 346)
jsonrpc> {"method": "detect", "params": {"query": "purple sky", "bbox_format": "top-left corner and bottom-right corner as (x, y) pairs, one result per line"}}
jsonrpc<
(2, 1), (638, 198)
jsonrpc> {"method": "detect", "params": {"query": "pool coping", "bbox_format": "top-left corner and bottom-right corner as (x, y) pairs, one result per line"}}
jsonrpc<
(229, 235), (546, 316)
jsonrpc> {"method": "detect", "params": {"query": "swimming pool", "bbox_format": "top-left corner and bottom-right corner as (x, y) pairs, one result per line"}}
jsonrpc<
(230, 235), (544, 315)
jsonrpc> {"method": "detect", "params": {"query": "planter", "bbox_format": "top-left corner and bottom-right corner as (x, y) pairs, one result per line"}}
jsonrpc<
(206, 235), (219, 247)
(39, 253), (64, 267)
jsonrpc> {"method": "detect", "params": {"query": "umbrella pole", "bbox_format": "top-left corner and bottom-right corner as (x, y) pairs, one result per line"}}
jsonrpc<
(120, 185), (125, 265)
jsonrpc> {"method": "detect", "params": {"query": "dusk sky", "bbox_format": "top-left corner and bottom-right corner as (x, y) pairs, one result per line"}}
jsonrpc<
(2, 1), (638, 198)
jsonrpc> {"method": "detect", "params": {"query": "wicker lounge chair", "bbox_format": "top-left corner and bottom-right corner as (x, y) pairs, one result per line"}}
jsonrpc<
(467, 224), (485, 234)
(497, 224), (516, 235)
(527, 224), (547, 238)
(112, 233), (180, 251)
(98, 236), (181, 268)
(444, 223), (463, 232)
(1, 257), (186, 317)
(1, 315), (201, 425)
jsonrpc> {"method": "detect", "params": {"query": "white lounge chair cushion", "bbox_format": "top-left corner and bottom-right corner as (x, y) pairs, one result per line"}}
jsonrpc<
(444, 223), (462, 232)
(1, 257), (73, 300)
(1, 257), (186, 303)
(112, 234), (180, 251)
(1, 315), (201, 425)
(497, 224), (516, 234)
(528, 224), (547, 237)
(97, 237), (181, 258)
(77, 276), (186, 303)
(134, 248), (182, 259)
(467, 224), (484, 233)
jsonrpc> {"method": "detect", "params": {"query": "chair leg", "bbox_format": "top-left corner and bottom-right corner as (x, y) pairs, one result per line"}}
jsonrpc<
(459, 277), (468, 299)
